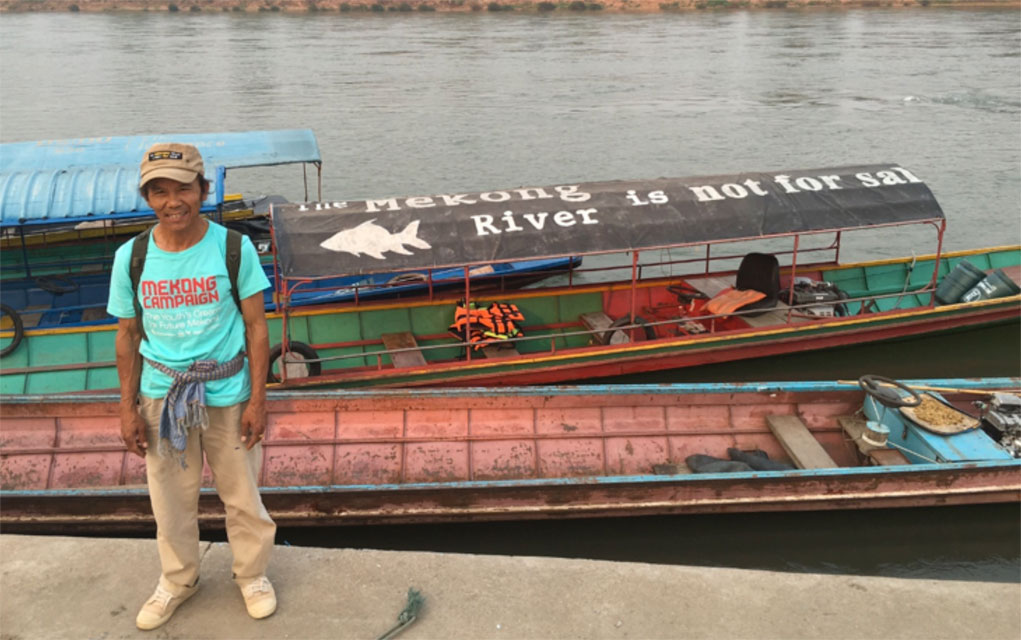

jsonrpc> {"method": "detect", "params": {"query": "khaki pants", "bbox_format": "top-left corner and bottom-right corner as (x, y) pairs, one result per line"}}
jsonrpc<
(140, 396), (276, 595)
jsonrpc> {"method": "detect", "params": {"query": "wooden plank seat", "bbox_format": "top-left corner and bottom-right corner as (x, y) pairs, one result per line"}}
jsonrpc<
(381, 332), (427, 368)
(766, 414), (838, 469)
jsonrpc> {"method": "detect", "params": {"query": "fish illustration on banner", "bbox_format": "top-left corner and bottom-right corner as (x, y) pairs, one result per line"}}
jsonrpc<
(319, 219), (432, 260)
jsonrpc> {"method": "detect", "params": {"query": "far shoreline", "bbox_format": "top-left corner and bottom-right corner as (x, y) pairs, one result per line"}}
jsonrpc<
(2, 0), (1019, 14)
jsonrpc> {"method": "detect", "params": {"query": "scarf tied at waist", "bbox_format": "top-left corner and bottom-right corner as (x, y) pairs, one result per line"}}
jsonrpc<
(144, 350), (246, 466)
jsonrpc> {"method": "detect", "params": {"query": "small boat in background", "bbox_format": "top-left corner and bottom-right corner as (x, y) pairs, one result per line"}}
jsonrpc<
(1, 376), (1017, 532)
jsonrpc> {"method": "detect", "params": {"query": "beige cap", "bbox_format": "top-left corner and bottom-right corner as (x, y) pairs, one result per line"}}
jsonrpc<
(139, 143), (204, 188)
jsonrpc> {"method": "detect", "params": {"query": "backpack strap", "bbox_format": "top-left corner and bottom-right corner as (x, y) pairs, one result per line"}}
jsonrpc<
(129, 228), (152, 342)
(226, 228), (243, 311)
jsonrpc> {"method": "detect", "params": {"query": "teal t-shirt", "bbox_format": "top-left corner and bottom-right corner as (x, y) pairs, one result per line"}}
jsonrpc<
(107, 221), (271, 406)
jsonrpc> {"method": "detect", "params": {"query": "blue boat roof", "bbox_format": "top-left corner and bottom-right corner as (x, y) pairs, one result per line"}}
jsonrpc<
(0, 129), (320, 228)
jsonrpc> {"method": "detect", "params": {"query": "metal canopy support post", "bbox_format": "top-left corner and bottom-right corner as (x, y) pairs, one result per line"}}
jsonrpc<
(928, 219), (947, 307)
(787, 235), (800, 323)
(463, 266), (472, 362)
(630, 251), (639, 324)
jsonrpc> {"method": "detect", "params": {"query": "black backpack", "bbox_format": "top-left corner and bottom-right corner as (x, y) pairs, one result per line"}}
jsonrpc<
(128, 226), (243, 341)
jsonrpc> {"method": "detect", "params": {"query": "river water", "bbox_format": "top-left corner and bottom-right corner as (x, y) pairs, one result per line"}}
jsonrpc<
(2, 9), (1019, 580)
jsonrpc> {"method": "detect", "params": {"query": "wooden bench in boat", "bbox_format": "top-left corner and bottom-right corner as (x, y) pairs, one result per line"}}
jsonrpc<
(838, 416), (911, 466)
(766, 414), (838, 469)
(381, 332), (427, 368)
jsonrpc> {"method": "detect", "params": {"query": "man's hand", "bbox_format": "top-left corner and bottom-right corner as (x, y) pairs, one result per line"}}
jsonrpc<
(240, 401), (266, 450)
(121, 407), (148, 458)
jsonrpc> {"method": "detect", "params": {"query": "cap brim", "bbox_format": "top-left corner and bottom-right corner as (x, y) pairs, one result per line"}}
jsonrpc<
(140, 167), (201, 189)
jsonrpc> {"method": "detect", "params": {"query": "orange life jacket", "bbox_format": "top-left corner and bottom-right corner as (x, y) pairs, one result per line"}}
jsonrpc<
(705, 288), (767, 316)
(449, 301), (525, 350)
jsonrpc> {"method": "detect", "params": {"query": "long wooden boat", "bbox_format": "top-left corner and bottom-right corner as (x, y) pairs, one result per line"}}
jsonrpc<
(1, 377), (1017, 532)
(1, 164), (1018, 394)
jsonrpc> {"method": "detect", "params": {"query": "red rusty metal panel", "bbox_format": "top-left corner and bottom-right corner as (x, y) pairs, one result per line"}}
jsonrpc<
(471, 440), (537, 481)
(338, 410), (403, 439)
(405, 409), (469, 438)
(51, 452), (122, 488)
(57, 416), (119, 448)
(536, 407), (602, 434)
(537, 438), (603, 477)
(333, 443), (401, 484)
(0, 416), (57, 448)
(51, 416), (123, 489)
(263, 444), (332, 487)
(266, 410), (334, 441)
(730, 402), (796, 429)
(798, 401), (860, 429)
(605, 436), (669, 475)
(665, 405), (730, 431)
(404, 442), (469, 482)
(263, 409), (335, 487)
(469, 408), (534, 436)
(0, 454), (51, 490)
(0, 416), (57, 490)
(123, 455), (147, 485)
(602, 406), (666, 433)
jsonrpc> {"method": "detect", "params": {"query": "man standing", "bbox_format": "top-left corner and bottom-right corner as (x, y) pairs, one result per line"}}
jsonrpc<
(108, 143), (277, 630)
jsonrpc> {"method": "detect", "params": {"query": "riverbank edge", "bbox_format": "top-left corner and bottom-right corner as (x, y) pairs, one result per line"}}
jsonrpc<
(2, 534), (1020, 639)
(2, 0), (1018, 14)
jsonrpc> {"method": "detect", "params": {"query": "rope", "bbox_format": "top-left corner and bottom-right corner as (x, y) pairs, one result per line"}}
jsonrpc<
(377, 588), (425, 640)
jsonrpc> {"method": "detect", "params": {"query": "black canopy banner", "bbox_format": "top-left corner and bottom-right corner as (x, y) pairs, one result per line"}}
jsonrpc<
(271, 164), (945, 279)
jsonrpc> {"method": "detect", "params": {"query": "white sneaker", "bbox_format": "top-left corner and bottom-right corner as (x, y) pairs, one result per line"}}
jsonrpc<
(240, 576), (277, 619)
(135, 581), (198, 630)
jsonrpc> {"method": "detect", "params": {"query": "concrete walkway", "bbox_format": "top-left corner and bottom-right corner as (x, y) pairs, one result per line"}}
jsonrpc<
(1, 534), (1018, 640)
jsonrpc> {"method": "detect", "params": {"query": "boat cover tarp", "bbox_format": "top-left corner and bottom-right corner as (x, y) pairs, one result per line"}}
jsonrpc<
(0, 166), (226, 229)
(0, 129), (320, 227)
(272, 164), (945, 279)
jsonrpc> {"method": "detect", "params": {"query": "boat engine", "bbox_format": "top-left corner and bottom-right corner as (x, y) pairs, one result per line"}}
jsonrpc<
(779, 277), (848, 317)
(975, 392), (1021, 458)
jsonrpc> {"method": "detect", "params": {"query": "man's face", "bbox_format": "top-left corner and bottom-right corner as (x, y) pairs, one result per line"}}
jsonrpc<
(144, 177), (207, 234)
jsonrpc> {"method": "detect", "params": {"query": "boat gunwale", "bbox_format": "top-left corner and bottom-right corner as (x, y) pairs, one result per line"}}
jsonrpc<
(3, 458), (1019, 500)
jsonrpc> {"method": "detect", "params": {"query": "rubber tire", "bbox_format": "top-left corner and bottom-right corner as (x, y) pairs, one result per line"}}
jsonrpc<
(34, 275), (79, 295)
(267, 341), (322, 383)
(601, 316), (656, 345)
(0, 304), (24, 358)
(858, 374), (923, 408)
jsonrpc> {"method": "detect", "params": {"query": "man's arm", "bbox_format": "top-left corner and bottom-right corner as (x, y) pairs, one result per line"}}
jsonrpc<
(115, 316), (147, 458)
(240, 293), (270, 450)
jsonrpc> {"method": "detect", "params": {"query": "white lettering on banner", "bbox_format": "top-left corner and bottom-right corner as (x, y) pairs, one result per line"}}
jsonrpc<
(346, 184), (592, 214)
(687, 168), (921, 203)
(626, 190), (670, 206)
(472, 208), (600, 236)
